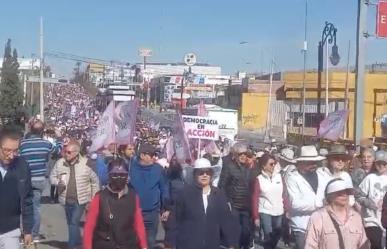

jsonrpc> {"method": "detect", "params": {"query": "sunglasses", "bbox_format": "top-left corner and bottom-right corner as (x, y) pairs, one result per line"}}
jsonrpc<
(64, 150), (76, 155)
(330, 156), (349, 162)
(197, 169), (213, 176)
(109, 174), (128, 179)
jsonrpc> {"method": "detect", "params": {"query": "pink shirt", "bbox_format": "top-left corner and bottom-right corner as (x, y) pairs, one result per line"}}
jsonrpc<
(305, 206), (369, 249)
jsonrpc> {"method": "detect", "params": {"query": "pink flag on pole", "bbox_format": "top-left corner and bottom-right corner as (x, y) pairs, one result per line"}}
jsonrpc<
(318, 109), (349, 141)
(115, 99), (139, 145)
(174, 113), (193, 164)
(89, 101), (115, 152)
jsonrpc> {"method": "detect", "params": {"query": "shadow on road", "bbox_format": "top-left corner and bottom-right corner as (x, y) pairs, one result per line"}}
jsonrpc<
(38, 240), (67, 249)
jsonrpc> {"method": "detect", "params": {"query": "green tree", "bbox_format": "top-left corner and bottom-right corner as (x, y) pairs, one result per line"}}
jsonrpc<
(0, 39), (25, 123)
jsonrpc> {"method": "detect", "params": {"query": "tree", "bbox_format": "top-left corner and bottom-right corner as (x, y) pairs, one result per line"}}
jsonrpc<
(0, 39), (25, 123)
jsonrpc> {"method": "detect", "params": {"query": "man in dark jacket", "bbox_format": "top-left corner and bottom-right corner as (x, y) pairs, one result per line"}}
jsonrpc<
(0, 127), (33, 248)
(382, 192), (387, 248)
(129, 143), (169, 249)
(219, 142), (253, 249)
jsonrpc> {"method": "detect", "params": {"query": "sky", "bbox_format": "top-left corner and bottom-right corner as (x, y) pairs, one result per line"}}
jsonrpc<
(0, 0), (385, 77)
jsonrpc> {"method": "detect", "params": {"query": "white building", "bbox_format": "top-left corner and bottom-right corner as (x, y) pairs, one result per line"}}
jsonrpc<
(0, 58), (41, 71)
(86, 62), (222, 86)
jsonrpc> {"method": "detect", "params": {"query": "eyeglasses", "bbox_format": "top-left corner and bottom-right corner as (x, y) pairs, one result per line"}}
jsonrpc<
(1, 147), (18, 155)
(64, 150), (77, 155)
(197, 169), (213, 176)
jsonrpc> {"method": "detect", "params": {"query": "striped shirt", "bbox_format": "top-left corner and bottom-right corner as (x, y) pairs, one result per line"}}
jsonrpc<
(19, 135), (62, 178)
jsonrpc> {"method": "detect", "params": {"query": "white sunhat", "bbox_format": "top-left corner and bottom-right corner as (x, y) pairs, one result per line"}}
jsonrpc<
(194, 158), (212, 169)
(278, 148), (296, 163)
(325, 178), (354, 196)
(296, 145), (326, 162)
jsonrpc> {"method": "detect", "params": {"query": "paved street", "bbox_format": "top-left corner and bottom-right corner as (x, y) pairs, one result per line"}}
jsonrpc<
(35, 187), (288, 249)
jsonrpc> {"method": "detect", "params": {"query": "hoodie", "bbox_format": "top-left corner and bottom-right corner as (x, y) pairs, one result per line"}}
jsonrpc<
(129, 157), (169, 212)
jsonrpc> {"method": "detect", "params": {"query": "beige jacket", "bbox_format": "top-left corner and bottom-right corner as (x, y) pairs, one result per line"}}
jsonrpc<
(305, 206), (369, 249)
(50, 157), (100, 205)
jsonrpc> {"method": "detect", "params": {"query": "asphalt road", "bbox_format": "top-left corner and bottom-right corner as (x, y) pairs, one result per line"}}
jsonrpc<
(35, 187), (289, 249)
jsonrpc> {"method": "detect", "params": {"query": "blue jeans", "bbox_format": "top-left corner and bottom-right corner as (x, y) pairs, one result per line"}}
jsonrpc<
(31, 179), (47, 238)
(142, 210), (159, 249)
(292, 231), (306, 249)
(64, 202), (86, 249)
(260, 213), (282, 249)
(232, 209), (252, 249)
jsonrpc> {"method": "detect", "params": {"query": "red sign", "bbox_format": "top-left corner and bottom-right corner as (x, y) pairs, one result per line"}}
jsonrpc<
(377, 1), (387, 37)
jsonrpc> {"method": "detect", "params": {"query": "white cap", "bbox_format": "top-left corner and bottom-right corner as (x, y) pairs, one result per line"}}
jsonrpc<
(194, 158), (212, 169)
(325, 178), (353, 196)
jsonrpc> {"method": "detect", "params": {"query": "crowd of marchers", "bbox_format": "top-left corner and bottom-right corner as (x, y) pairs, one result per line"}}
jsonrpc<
(0, 83), (387, 249)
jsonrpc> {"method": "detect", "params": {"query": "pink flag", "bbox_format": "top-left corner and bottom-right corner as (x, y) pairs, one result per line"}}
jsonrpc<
(89, 101), (115, 152)
(115, 99), (139, 145)
(318, 109), (349, 141)
(204, 141), (221, 155)
(174, 113), (193, 164)
(197, 100), (207, 117)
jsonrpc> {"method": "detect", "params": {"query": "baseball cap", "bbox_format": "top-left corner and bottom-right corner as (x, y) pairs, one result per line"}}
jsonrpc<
(139, 143), (156, 155)
(375, 150), (387, 164)
(108, 159), (129, 175)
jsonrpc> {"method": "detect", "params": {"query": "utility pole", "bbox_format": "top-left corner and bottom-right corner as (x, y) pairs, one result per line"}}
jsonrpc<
(301, 0), (308, 142)
(39, 16), (44, 121)
(354, 0), (368, 147)
(264, 59), (274, 142)
(344, 40), (351, 139)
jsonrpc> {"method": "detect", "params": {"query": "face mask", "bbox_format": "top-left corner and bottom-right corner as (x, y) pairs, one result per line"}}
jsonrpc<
(109, 176), (127, 192)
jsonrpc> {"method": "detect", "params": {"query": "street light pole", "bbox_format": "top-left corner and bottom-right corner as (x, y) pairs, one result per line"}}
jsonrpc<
(317, 22), (340, 119)
(325, 39), (329, 117)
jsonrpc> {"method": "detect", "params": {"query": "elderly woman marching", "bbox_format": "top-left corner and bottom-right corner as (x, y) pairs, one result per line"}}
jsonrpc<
(304, 179), (369, 249)
(174, 158), (236, 249)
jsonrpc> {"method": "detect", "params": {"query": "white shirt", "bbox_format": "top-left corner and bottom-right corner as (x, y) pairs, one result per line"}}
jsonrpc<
(203, 189), (211, 213)
(0, 163), (7, 179)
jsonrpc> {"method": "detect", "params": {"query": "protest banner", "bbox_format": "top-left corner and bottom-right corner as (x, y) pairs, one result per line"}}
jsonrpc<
(182, 115), (219, 140)
(318, 109), (349, 141)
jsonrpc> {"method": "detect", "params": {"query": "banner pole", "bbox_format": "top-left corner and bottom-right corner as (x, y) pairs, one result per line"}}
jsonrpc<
(198, 138), (201, 159)
(113, 100), (117, 158)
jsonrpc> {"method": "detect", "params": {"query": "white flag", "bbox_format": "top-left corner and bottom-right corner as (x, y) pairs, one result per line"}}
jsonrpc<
(89, 101), (115, 152)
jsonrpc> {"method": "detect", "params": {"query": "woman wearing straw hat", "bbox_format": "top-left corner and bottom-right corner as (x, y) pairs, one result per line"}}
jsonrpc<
(304, 179), (369, 249)
(174, 158), (236, 249)
(317, 144), (355, 205)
